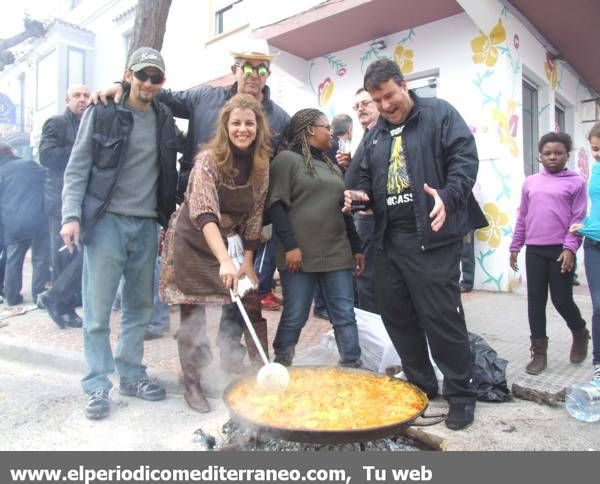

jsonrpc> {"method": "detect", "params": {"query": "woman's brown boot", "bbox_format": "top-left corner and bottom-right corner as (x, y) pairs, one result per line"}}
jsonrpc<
(178, 304), (212, 412)
(525, 337), (548, 375)
(570, 328), (590, 363)
(183, 376), (210, 413)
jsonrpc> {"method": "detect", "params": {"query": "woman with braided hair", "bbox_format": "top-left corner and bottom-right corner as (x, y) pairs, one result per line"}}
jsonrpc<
(267, 108), (364, 367)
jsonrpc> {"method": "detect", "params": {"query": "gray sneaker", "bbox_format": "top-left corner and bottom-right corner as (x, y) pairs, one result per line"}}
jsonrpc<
(86, 389), (110, 420)
(119, 378), (166, 401)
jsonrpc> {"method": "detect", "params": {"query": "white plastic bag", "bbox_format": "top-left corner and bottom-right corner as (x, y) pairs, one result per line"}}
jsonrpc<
(354, 308), (443, 388)
(227, 235), (257, 298)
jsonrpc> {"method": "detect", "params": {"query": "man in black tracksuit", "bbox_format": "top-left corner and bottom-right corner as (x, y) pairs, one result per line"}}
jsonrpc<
(347, 59), (486, 430)
(38, 84), (90, 328)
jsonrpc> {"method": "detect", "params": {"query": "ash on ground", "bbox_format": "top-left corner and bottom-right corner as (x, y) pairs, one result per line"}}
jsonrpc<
(217, 420), (420, 451)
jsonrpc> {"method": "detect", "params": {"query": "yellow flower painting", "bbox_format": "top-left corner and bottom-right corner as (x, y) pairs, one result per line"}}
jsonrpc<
(491, 99), (519, 158)
(471, 19), (506, 67)
(544, 52), (558, 90)
(318, 78), (334, 107)
(394, 45), (414, 74)
(476, 202), (509, 248)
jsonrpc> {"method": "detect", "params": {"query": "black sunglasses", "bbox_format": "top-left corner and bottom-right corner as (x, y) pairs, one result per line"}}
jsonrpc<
(132, 70), (164, 84)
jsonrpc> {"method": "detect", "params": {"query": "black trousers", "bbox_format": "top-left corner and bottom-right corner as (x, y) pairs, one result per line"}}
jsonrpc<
(375, 230), (476, 402)
(460, 231), (475, 289)
(4, 233), (50, 305)
(47, 215), (82, 311)
(355, 213), (378, 313)
(525, 245), (586, 338)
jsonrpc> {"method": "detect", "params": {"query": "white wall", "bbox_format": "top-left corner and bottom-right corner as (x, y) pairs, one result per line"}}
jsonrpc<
(297, 7), (594, 291)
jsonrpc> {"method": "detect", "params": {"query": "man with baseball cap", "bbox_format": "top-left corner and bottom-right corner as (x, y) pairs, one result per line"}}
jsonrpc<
(93, 39), (290, 411)
(61, 47), (178, 419)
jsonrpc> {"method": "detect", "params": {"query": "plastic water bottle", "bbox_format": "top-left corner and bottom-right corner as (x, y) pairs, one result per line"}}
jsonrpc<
(565, 382), (600, 422)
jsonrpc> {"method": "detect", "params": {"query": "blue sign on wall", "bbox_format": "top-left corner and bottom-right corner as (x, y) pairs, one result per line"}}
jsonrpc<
(0, 92), (16, 124)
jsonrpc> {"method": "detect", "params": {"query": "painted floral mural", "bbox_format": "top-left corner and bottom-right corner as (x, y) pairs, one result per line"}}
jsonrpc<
(393, 45), (414, 74)
(544, 52), (558, 90)
(470, 19), (506, 67)
(491, 99), (519, 158)
(476, 202), (510, 249)
(317, 77), (334, 107)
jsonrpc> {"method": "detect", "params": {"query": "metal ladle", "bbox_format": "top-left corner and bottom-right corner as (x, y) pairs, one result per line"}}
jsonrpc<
(229, 288), (290, 393)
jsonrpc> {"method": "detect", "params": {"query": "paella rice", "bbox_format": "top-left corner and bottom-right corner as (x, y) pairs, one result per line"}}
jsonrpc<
(226, 368), (427, 431)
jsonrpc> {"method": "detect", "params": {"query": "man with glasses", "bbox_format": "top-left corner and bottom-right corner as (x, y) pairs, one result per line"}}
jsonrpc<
(344, 87), (380, 313)
(61, 47), (178, 420)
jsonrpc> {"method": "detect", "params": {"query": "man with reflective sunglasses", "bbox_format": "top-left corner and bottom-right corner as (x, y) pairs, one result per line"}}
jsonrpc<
(61, 47), (179, 420)
(93, 39), (290, 374)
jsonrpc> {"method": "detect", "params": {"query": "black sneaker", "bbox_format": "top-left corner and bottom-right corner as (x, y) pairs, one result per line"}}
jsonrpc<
(119, 378), (166, 401)
(445, 400), (475, 430)
(86, 389), (110, 420)
(64, 310), (83, 328)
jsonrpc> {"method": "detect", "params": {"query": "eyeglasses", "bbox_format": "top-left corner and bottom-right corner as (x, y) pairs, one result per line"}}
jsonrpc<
(352, 99), (374, 111)
(132, 70), (164, 84)
(236, 62), (270, 78)
(312, 124), (331, 131)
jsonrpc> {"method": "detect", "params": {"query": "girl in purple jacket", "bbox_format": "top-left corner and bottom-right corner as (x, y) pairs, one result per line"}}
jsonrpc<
(510, 132), (589, 375)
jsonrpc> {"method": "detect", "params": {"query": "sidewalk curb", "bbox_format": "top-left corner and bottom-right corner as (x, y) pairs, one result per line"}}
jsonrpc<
(0, 334), (185, 394)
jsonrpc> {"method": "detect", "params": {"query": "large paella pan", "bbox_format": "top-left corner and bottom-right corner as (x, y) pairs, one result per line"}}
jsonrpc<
(224, 367), (445, 444)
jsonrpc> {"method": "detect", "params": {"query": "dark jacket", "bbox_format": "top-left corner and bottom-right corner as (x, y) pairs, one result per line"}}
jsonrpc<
(157, 82), (290, 199)
(358, 92), (486, 251)
(76, 91), (178, 239)
(0, 153), (47, 245)
(39, 108), (81, 216)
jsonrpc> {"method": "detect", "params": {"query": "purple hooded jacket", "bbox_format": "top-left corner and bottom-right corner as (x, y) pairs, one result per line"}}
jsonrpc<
(510, 168), (587, 254)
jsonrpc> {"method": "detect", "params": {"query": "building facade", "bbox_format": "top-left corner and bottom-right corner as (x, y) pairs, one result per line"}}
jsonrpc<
(1, 0), (598, 292)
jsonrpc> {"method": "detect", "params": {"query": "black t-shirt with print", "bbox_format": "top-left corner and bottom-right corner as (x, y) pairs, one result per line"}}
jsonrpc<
(386, 123), (417, 232)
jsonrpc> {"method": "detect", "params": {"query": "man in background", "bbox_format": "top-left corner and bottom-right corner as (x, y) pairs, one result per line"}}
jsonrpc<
(0, 142), (49, 306)
(38, 84), (90, 328)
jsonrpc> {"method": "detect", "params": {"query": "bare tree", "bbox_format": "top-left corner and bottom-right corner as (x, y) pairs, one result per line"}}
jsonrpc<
(128, 0), (172, 56)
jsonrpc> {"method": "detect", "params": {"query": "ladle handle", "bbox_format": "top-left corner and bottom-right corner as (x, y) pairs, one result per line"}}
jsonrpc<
(230, 289), (270, 365)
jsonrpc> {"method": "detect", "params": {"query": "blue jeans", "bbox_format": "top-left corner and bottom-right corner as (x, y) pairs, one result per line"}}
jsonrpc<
(273, 269), (361, 366)
(584, 238), (600, 365)
(254, 239), (276, 296)
(147, 256), (170, 335)
(81, 213), (158, 394)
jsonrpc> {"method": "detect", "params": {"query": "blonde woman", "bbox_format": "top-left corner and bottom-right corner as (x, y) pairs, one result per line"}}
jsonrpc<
(160, 94), (271, 412)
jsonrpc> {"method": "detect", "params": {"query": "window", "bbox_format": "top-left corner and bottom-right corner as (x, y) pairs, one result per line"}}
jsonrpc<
(407, 76), (437, 98)
(36, 50), (57, 111)
(522, 78), (539, 175)
(214, 0), (242, 35)
(555, 103), (565, 133)
(67, 47), (85, 88)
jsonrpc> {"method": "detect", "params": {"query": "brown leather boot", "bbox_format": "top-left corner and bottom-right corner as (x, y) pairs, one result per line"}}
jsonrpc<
(183, 376), (210, 413)
(570, 328), (590, 363)
(178, 305), (212, 412)
(525, 337), (548, 375)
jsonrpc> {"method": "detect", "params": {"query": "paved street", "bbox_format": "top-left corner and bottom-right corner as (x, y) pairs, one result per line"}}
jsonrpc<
(0, 262), (598, 451)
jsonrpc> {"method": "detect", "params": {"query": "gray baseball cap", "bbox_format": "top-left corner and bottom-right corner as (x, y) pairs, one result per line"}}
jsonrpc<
(127, 47), (165, 73)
